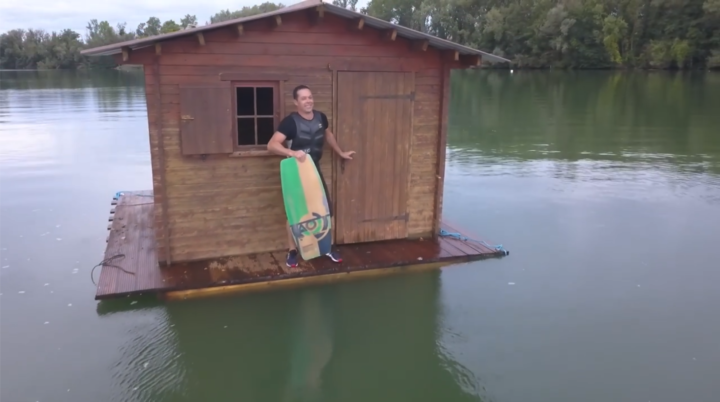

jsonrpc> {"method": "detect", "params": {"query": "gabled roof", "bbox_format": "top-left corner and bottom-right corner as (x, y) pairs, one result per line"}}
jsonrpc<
(80, 0), (510, 63)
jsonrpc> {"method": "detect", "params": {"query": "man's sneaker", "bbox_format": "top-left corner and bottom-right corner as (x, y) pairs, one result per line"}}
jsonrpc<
(326, 250), (342, 263)
(286, 249), (299, 268)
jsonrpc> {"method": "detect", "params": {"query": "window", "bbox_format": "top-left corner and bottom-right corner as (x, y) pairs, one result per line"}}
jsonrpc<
(178, 75), (286, 157)
(233, 82), (279, 148)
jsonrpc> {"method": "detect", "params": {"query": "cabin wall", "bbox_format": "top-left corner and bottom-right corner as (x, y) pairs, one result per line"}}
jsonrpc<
(134, 12), (444, 262)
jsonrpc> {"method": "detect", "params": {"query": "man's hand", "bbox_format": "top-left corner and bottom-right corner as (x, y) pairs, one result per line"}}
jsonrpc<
(291, 150), (307, 162)
(325, 129), (355, 161)
(339, 150), (355, 160)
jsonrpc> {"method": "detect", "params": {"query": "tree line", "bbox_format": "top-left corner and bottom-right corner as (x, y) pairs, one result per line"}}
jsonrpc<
(2, 0), (719, 70)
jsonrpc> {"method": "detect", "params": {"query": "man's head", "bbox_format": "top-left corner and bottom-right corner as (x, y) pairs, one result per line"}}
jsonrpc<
(293, 85), (313, 113)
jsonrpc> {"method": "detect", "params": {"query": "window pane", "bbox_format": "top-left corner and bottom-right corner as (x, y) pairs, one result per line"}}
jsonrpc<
(256, 87), (274, 116)
(237, 118), (256, 145)
(257, 118), (275, 145)
(236, 87), (255, 116)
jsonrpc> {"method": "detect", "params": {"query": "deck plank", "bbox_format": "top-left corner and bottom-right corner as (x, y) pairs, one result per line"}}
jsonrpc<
(95, 191), (508, 300)
(271, 251), (292, 274)
(437, 239), (464, 258)
(440, 220), (500, 255)
(96, 193), (155, 298)
(439, 237), (476, 256)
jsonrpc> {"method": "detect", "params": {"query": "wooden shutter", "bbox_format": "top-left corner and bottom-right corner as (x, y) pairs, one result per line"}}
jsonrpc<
(179, 85), (234, 155)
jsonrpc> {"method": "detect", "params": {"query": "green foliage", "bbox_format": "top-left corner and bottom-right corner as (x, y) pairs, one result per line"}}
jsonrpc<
(210, 2), (285, 23)
(0, 2), (286, 70)
(1, 28), (88, 69)
(180, 15), (198, 28)
(135, 17), (162, 38)
(603, 14), (629, 65)
(708, 50), (720, 68)
(2, 0), (719, 70)
(359, 0), (720, 69)
(332, 0), (360, 11)
(160, 20), (182, 34)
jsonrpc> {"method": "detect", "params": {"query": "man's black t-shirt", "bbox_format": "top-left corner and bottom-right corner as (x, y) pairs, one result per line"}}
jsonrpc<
(276, 111), (329, 143)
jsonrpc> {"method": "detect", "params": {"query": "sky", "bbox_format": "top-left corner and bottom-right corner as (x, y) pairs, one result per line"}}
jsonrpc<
(0, 0), (370, 38)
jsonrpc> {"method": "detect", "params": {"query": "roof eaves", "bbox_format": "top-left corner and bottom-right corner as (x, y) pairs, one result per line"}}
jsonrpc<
(80, 0), (511, 63)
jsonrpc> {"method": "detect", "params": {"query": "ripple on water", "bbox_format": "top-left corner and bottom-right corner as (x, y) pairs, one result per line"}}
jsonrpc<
(109, 309), (186, 401)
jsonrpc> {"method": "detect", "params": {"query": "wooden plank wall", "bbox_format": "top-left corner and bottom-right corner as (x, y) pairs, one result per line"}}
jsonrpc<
(411, 67), (442, 237)
(133, 12), (442, 262)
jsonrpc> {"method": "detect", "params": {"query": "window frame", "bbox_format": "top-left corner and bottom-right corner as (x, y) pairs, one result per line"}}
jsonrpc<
(217, 74), (289, 158)
(230, 80), (281, 153)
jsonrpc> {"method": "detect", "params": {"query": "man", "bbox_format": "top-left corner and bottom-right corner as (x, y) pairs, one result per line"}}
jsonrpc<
(267, 84), (355, 268)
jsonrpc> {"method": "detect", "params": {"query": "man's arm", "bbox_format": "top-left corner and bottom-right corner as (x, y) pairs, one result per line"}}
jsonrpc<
(325, 128), (343, 155)
(267, 131), (295, 157)
(322, 112), (355, 160)
(268, 117), (304, 159)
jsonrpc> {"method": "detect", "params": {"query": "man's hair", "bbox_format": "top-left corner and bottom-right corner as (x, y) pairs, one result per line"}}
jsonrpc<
(293, 85), (311, 100)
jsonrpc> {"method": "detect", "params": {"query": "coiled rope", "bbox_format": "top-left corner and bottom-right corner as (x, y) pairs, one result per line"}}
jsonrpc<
(90, 254), (133, 286)
(88, 189), (149, 285)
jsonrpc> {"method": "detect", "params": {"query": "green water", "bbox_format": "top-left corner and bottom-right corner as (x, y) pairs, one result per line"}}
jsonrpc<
(1, 69), (719, 402)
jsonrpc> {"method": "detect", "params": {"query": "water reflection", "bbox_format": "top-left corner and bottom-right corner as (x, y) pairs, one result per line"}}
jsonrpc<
(447, 70), (720, 204)
(95, 273), (486, 402)
(0, 69), (146, 90)
(0, 69), (151, 206)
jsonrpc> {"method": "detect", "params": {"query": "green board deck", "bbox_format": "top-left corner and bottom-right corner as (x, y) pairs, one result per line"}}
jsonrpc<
(280, 157), (332, 260)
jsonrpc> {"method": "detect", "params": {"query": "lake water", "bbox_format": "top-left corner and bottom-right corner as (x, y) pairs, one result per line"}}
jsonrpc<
(1, 69), (719, 402)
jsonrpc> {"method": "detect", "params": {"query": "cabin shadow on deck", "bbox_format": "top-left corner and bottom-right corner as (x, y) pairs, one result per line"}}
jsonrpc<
(95, 191), (508, 301)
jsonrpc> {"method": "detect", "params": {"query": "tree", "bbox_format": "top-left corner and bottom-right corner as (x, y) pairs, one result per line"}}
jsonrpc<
(3, 0), (720, 70)
(333, 0), (359, 11)
(210, 2), (285, 23)
(161, 20), (181, 34)
(180, 14), (198, 28)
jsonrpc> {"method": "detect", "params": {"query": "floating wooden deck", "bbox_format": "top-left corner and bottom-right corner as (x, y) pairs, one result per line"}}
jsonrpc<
(94, 191), (509, 301)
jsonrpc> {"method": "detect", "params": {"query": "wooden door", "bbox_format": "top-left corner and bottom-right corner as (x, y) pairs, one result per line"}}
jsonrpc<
(335, 71), (414, 244)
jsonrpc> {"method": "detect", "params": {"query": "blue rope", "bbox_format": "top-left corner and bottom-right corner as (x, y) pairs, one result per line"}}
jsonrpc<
(439, 228), (509, 255)
(114, 191), (154, 199)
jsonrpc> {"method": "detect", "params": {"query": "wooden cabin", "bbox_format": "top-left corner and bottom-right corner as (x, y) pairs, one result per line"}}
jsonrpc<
(82, 0), (510, 300)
